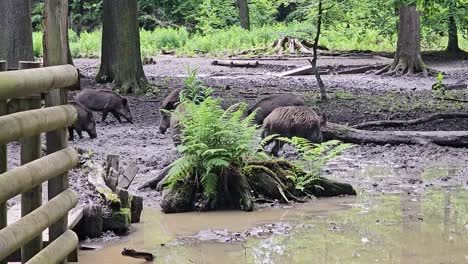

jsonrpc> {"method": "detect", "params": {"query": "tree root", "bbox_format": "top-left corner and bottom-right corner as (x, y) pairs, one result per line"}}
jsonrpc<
(352, 112), (468, 129)
(375, 55), (440, 77)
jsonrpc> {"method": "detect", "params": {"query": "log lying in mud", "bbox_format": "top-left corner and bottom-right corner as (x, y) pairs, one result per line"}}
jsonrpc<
(211, 60), (259, 68)
(323, 122), (468, 147)
(139, 164), (172, 190)
(159, 161), (356, 214)
(87, 163), (121, 209)
(352, 112), (468, 129)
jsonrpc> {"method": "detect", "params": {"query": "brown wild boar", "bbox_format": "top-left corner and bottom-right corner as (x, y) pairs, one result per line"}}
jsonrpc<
(159, 88), (182, 134)
(262, 106), (325, 156)
(68, 102), (97, 140)
(247, 94), (305, 125)
(75, 89), (133, 124)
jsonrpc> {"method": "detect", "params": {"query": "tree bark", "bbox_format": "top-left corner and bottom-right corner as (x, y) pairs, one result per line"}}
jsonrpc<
(237, 0), (250, 30)
(308, 0), (328, 101)
(377, 5), (432, 77)
(0, 0), (34, 69)
(96, 0), (146, 94)
(446, 5), (461, 52)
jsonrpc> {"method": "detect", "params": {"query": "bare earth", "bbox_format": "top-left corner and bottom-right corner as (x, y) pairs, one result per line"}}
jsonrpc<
(67, 54), (468, 207)
(7, 54), (467, 213)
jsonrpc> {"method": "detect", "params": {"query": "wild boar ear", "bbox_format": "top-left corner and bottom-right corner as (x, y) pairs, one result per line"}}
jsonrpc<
(122, 98), (128, 105)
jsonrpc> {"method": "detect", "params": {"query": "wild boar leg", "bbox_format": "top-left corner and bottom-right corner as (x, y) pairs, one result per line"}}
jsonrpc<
(111, 111), (123, 123)
(102, 110), (109, 123)
(68, 127), (74, 141)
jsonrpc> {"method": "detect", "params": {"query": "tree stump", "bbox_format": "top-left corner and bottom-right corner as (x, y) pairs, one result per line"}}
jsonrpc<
(74, 204), (103, 239)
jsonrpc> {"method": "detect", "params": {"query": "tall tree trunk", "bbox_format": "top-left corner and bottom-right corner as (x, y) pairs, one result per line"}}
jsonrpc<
(377, 5), (433, 77)
(446, 6), (461, 52)
(0, 0), (34, 69)
(237, 0), (250, 30)
(308, 0), (328, 101)
(96, 0), (146, 94)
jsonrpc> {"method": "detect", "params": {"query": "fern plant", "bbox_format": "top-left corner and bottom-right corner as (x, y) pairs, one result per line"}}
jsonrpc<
(180, 66), (214, 104)
(277, 137), (354, 192)
(165, 96), (258, 204)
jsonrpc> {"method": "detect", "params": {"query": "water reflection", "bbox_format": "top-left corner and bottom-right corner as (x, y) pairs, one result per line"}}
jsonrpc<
(78, 168), (468, 264)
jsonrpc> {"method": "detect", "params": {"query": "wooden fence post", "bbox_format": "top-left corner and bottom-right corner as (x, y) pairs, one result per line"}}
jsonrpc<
(0, 60), (7, 264)
(18, 61), (43, 262)
(43, 2), (72, 263)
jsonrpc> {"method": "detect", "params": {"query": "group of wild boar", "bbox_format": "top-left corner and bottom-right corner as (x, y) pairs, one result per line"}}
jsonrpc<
(68, 89), (133, 140)
(70, 88), (325, 156)
(158, 89), (325, 156)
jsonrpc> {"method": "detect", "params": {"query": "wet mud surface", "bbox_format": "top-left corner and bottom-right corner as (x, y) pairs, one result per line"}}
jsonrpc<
(68, 54), (468, 207)
(4, 54), (468, 262)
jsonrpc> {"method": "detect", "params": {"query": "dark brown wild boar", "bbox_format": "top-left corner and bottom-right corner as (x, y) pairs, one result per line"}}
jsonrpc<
(262, 106), (325, 156)
(247, 94), (305, 125)
(159, 88), (182, 134)
(75, 89), (133, 124)
(68, 102), (97, 140)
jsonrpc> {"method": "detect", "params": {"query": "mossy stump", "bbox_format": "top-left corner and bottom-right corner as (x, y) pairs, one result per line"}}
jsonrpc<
(160, 160), (356, 213)
(103, 208), (131, 234)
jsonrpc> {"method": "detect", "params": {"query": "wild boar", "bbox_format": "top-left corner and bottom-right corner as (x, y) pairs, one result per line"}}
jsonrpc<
(75, 89), (133, 124)
(68, 102), (97, 140)
(159, 88), (182, 134)
(247, 94), (305, 125)
(262, 106), (325, 156)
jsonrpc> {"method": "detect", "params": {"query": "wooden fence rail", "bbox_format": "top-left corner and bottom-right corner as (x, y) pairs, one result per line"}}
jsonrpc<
(0, 64), (80, 263)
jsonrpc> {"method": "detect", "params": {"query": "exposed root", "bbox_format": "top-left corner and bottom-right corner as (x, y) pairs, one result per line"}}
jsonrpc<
(375, 55), (439, 77)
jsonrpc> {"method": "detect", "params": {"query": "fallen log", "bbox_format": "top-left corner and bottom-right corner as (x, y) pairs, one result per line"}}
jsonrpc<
(323, 122), (468, 147)
(338, 64), (387, 74)
(211, 60), (259, 68)
(138, 164), (173, 190)
(353, 112), (468, 129)
(276, 65), (329, 77)
(87, 162), (121, 209)
(121, 248), (154, 261)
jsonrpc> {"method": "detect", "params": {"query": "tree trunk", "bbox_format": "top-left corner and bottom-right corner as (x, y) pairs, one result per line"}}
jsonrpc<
(384, 5), (429, 76)
(237, 0), (250, 30)
(308, 0), (328, 101)
(446, 9), (461, 52)
(96, 0), (146, 94)
(0, 0), (34, 69)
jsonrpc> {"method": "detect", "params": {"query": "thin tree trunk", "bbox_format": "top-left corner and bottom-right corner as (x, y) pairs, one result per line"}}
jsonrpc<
(308, 0), (328, 101)
(0, 0), (34, 69)
(237, 0), (250, 30)
(446, 10), (461, 52)
(96, 0), (146, 94)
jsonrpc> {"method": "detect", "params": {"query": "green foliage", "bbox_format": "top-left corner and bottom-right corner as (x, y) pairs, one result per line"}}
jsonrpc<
(180, 67), (213, 104)
(195, 0), (239, 33)
(277, 137), (354, 191)
(432, 72), (446, 98)
(166, 97), (258, 202)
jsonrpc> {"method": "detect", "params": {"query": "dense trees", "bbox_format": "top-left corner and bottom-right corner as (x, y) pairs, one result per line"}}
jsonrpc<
(0, 0), (34, 69)
(96, 0), (146, 94)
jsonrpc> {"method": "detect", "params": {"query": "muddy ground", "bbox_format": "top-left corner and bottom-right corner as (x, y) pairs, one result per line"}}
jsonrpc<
(6, 54), (467, 211)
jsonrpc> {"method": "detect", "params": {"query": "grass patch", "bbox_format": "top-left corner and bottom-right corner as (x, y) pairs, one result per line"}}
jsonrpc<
(31, 22), (468, 59)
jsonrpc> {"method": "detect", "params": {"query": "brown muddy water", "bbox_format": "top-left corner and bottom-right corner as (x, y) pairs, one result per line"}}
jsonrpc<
(78, 167), (468, 264)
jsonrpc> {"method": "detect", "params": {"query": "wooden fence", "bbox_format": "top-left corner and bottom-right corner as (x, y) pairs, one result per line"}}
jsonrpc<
(0, 61), (80, 264)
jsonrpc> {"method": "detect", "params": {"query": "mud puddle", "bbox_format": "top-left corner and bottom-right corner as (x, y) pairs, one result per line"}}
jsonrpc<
(78, 164), (468, 264)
